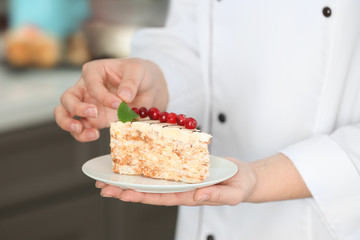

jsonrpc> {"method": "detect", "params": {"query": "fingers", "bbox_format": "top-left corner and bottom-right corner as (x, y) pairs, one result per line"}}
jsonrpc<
(54, 104), (100, 142)
(95, 181), (107, 188)
(56, 80), (98, 132)
(119, 190), (198, 206)
(117, 61), (144, 103)
(54, 76), (103, 142)
(82, 59), (157, 108)
(194, 185), (242, 206)
(60, 83), (98, 118)
(70, 127), (100, 142)
(99, 185), (198, 206)
(54, 104), (82, 133)
(97, 183), (242, 206)
(82, 61), (122, 109)
(99, 185), (125, 198)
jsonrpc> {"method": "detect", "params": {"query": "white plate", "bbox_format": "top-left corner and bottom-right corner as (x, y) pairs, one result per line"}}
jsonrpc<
(82, 154), (238, 193)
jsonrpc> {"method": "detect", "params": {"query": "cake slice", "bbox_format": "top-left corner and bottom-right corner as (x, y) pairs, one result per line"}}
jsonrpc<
(110, 119), (212, 183)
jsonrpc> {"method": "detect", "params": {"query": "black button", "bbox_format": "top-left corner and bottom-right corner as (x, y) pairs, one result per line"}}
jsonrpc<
(218, 113), (226, 123)
(207, 235), (215, 240)
(323, 7), (332, 17)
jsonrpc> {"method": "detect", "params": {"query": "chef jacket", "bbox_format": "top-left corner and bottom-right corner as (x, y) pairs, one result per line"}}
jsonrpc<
(131, 0), (360, 239)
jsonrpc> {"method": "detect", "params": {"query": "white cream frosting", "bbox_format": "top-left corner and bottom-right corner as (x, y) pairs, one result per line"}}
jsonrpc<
(111, 119), (212, 143)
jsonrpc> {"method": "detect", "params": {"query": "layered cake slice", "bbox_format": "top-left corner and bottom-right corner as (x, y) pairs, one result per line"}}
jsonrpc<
(110, 116), (212, 183)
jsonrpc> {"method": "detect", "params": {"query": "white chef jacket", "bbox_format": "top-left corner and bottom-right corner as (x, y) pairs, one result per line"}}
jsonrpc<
(131, 0), (360, 239)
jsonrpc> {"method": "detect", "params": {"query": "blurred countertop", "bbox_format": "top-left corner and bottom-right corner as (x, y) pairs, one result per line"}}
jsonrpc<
(0, 64), (81, 133)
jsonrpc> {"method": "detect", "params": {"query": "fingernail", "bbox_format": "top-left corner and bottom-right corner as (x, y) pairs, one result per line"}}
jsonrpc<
(85, 107), (98, 118)
(112, 102), (120, 109)
(118, 89), (132, 101)
(199, 194), (209, 202)
(70, 123), (81, 133)
(87, 130), (99, 140)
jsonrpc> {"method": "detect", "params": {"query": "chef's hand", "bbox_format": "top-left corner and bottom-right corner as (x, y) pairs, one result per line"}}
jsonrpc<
(54, 58), (169, 142)
(95, 154), (311, 205)
(96, 157), (257, 206)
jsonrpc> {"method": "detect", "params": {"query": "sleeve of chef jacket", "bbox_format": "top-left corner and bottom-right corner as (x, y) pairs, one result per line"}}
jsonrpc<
(281, 124), (360, 240)
(129, 0), (206, 123)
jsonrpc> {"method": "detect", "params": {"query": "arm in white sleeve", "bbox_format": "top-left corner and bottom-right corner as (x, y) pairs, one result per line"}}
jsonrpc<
(130, 0), (207, 124)
(281, 123), (360, 240)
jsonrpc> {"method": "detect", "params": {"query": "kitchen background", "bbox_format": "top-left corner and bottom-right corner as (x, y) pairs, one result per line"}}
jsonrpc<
(0, 1), (177, 240)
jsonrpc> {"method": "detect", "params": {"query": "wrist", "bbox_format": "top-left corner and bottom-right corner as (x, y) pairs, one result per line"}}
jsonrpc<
(244, 153), (311, 203)
(244, 160), (264, 203)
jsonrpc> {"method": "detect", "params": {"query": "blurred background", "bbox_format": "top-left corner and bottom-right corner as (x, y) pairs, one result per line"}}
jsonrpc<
(0, 1), (177, 240)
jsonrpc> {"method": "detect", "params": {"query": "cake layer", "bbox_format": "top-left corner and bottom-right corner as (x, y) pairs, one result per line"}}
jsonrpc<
(110, 120), (211, 183)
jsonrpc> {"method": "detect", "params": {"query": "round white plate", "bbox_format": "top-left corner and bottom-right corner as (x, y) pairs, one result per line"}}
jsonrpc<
(82, 154), (238, 193)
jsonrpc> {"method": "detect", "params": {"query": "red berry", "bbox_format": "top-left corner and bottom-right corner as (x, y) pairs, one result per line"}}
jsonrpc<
(159, 112), (168, 123)
(176, 114), (187, 126)
(167, 113), (177, 123)
(148, 107), (160, 120)
(131, 107), (139, 114)
(139, 107), (148, 118)
(184, 117), (197, 129)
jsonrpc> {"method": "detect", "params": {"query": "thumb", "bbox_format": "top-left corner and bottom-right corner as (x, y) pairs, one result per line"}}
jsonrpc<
(117, 62), (144, 103)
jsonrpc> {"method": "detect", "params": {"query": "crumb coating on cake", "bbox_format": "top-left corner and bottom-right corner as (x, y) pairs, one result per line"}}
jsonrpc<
(110, 120), (212, 183)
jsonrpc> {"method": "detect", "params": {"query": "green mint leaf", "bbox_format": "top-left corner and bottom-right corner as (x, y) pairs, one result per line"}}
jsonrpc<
(117, 102), (139, 123)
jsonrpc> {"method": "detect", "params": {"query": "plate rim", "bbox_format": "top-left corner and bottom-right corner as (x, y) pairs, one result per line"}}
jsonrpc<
(82, 154), (238, 193)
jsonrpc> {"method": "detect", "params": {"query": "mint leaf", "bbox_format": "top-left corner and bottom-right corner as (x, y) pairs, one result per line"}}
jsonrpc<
(117, 102), (139, 123)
